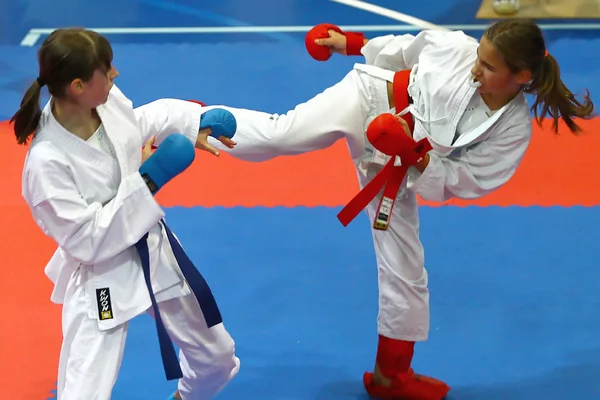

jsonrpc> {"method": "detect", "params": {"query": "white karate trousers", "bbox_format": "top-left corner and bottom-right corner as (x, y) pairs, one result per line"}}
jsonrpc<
(57, 269), (240, 400)
(206, 67), (430, 342)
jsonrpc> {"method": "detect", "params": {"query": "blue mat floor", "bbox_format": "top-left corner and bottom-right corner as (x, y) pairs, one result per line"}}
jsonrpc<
(94, 206), (600, 400)
(4, 1), (599, 399)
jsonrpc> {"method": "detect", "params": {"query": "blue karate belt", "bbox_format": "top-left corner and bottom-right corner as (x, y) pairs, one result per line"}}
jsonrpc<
(134, 220), (222, 380)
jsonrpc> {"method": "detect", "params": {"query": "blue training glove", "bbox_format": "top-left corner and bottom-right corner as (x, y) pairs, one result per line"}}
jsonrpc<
(139, 133), (195, 195)
(200, 108), (237, 139)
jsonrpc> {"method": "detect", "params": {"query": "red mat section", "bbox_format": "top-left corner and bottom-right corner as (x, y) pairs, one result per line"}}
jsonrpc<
(0, 206), (61, 400)
(2, 118), (600, 209)
(151, 117), (600, 208)
(0, 121), (62, 398)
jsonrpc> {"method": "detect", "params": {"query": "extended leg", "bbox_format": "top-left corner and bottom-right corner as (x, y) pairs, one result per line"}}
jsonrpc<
(202, 69), (383, 162)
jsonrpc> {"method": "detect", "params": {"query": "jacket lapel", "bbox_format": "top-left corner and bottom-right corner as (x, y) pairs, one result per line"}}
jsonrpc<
(452, 91), (526, 148)
(95, 85), (144, 178)
(42, 102), (116, 170)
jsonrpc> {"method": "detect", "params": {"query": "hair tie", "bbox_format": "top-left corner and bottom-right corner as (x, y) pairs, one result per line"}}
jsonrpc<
(36, 77), (45, 87)
(544, 49), (549, 57)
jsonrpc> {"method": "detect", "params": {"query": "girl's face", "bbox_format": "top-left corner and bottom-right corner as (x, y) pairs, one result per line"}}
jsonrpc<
(470, 36), (529, 96)
(69, 64), (119, 108)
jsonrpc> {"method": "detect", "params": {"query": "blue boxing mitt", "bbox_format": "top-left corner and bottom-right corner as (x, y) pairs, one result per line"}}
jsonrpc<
(200, 108), (237, 139)
(139, 133), (196, 195)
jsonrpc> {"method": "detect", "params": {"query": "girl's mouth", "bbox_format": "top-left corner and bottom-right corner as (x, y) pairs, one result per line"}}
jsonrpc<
(469, 76), (482, 88)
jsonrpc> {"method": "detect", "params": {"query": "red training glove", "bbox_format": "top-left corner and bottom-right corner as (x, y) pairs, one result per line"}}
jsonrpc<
(367, 114), (411, 155)
(367, 113), (430, 165)
(305, 23), (365, 61)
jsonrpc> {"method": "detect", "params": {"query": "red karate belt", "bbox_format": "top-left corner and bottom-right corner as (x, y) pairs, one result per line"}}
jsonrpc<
(337, 70), (432, 230)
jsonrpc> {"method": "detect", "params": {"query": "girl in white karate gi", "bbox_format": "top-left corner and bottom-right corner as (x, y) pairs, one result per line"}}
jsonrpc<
(204, 18), (594, 400)
(14, 28), (239, 400)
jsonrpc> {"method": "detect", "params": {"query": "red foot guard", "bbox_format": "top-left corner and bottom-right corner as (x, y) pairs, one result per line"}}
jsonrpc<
(363, 335), (450, 400)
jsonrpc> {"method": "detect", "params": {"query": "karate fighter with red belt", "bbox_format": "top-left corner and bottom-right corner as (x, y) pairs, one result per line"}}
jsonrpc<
(203, 19), (591, 400)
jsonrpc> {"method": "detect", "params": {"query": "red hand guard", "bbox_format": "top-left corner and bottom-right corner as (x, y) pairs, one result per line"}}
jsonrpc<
(305, 23), (365, 61)
(337, 70), (432, 230)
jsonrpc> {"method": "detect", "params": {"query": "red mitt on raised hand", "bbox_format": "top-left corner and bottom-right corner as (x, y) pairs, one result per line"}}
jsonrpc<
(305, 23), (365, 61)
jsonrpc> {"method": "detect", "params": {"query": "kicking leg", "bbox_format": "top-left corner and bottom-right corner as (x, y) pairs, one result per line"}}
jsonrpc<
(202, 69), (383, 162)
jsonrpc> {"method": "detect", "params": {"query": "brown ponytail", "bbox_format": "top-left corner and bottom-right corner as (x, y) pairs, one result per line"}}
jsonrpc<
(526, 53), (594, 134)
(10, 27), (114, 145)
(485, 18), (594, 135)
(11, 79), (44, 145)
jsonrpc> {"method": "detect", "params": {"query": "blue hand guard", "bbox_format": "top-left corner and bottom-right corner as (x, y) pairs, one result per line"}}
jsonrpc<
(200, 108), (237, 139)
(139, 134), (196, 195)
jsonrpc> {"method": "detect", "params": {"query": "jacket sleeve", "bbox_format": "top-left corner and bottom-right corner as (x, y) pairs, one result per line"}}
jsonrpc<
(406, 121), (532, 202)
(362, 30), (477, 71)
(23, 150), (165, 265)
(133, 98), (204, 146)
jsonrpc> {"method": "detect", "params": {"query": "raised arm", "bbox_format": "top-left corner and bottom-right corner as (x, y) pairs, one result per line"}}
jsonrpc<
(307, 24), (478, 71)
(134, 98), (237, 156)
(134, 98), (204, 146)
